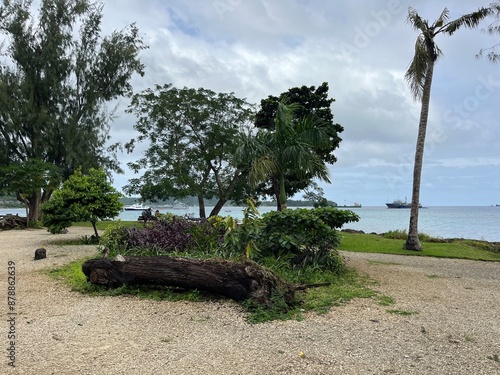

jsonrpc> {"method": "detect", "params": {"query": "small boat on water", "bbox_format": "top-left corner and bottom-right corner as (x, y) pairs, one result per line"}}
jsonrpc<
(339, 202), (362, 208)
(386, 198), (422, 209)
(123, 203), (148, 211)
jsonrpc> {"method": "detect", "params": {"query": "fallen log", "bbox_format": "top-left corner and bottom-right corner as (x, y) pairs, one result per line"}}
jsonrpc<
(82, 256), (297, 307)
(0, 214), (28, 229)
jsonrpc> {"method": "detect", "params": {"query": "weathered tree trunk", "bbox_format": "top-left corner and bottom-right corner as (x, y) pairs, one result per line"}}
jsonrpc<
(82, 256), (296, 307)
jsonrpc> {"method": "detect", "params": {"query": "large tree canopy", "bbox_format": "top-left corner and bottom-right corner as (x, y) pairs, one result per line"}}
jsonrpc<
(125, 84), (255, 218)
(255, 82), (342, 164)
(0, 0), (147, 220)
(254, 83), (343, 208)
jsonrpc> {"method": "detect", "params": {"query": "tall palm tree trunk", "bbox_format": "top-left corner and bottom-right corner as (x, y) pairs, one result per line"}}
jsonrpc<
(404, 61), (435, 251)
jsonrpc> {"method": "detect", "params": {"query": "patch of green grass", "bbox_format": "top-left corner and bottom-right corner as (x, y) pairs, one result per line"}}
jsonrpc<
(339, 232), (500, 261)
(243, 291), (304, 324)
(44, 258), (92, 291)
(386, 309), (419, 316)
(425, 274), (441, 279)
(376, 295), (395, 306)
(299, 270), (376, 315)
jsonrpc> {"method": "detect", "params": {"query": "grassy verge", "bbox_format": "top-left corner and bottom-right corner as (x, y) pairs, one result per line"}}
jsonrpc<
(339, 232), (500, 261)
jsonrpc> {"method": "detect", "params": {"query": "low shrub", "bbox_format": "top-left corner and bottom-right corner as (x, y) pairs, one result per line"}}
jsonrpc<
(99, 221), (131, 255)
(221, 199), (262, 259)
(100, 216), (224, 258)
(254, 207), (358, 271)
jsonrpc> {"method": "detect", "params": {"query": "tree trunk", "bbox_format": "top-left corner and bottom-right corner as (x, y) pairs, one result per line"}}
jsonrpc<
(82, 256), (296, 307)
(278, 173), (287, 211)
(209, 197), (227, 217)
(17, 189), (49, 222)
(197, 194), (206, 219)
(404, 61), (435, 251)
(272, 178), (282, 211)
(91, 220), (99, 238)
(209, 168), (242, 217)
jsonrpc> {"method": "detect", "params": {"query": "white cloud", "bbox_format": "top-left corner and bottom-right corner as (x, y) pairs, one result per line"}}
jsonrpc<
(95, 0), (499, 205)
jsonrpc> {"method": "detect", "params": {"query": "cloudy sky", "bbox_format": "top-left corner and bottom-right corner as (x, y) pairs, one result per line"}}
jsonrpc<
(98, 0), (500, 206)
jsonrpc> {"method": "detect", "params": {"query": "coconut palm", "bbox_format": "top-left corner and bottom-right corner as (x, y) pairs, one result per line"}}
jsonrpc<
(477, 2), (500, 62)
(236, 101), (331, 211)
(404, 6), (492, 250)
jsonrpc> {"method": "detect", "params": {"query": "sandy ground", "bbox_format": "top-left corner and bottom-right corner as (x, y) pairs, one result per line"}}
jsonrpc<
(1, 226), (500, 375)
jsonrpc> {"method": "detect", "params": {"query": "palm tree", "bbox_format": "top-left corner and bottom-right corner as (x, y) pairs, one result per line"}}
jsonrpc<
(404, 6), (492, 250)
(477, 2), (500, 62)
(237, 101), (331, 210)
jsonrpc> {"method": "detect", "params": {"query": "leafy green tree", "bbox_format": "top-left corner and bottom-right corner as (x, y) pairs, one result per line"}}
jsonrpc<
(0, 159), (61, 226)
(0, 0), (146, 221)
(41, 167), (123, 237)
(254, 83), (343, 209)
(404, 6), (491, 250)
(238, 101), (331, 211)
(125, 84), (255, 218)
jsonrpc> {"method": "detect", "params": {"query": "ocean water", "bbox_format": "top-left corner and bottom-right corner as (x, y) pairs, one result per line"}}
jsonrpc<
(2, 205), (499, 242)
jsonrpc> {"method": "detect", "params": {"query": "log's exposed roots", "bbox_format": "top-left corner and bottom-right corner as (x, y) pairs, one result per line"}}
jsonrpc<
(0, 214), (28, 229)
(82, 256), (303, 308)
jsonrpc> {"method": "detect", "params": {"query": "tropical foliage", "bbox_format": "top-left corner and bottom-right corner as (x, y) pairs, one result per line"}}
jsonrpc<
(254, 83), (343, 208)
(477, 2), (500, 62)
(100, 205), (358, 271)
(255, 207), (359, 270)
(238, 101), (332, 210)
(99, 217), (225, 258)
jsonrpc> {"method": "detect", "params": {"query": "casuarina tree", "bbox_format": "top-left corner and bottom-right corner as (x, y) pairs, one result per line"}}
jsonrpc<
(0, 0), (146, 221)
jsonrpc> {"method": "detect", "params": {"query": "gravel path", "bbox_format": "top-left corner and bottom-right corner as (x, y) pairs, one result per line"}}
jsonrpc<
(1, 227), (500, 374)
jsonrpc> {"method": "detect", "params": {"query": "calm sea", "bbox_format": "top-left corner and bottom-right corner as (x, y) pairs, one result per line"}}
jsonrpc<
(2, 206), (499, 242)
